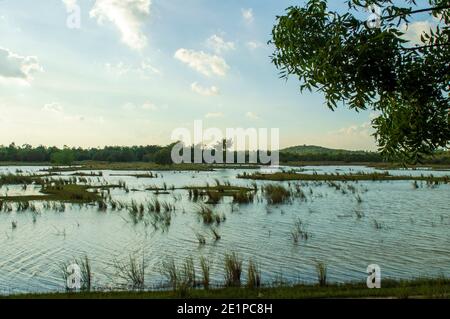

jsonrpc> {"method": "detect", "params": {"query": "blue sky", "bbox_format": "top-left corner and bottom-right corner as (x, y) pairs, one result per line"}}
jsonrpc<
(0, 0), (438, 150)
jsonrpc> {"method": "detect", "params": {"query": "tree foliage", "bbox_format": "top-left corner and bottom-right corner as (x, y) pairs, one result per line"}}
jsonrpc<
(270, 0), (450, 162)
(51, 149), (75, 165)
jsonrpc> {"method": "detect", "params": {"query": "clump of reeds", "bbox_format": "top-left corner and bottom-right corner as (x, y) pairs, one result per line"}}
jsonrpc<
(355, 194), (363, 203)
(161, 258), (178, 291)
(114, 253), (146, 290)
(181, 257), (196, 288)
(354, 208), (364, 219)
(78, 255), (92, 291)
(211, 227), (221, 241)
(263, 184), (291, 204)
(315, 261), (327, 287)
(97, 199), (107, 211)
(200, 256), (210, 290)
(291, 218), (310, 243)
(224, 252), (242, 287)
(196, 204), (223, 225)
(373, 219), (383, 230)
(206, 190), (222, 204)
(232, 190), (254, 204)
(247, 259), (261, 289)
(161, 257), (197, 296)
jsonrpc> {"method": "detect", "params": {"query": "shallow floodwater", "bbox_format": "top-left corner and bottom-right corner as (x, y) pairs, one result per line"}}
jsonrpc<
(0, 165), (449, 294)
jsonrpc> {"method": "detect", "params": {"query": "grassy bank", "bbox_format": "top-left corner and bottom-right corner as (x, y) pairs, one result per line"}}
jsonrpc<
(4, 278), (449, 299)
(237, 171), (450, 182)
(41, 162), (261, 172)
(281, 161), (450, 170)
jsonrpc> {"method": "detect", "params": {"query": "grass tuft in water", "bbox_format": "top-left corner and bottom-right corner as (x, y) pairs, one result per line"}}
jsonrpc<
(224, 252), (242, 287)
(247, 259), (261, 289)
(114, 253), (146, 290)
(315, 261), (327, 287)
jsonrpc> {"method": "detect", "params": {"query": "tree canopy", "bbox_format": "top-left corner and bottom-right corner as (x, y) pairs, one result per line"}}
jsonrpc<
(270, 0), (450, 163)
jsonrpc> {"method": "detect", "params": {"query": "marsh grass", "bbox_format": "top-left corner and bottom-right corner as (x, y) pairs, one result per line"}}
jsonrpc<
(206, 190), (222, 204)
(354, 208), (364, 219)
(181, 257), (196, 288)
(78, 255), (92, 291)
(355, 195), (363, 204)
(161, 258), (178, 291)
(200, 256), (211, 290)
(315, 261), (327, 287)
(224, 252), (242, 287)
(161, 257), (198, 297)
(239, 171), (450, 183)
(247, 259), (261, 289)
(263, 184), (291, 204)
(232, 190), (254, 204)
(210, 227), (221, 241)
(291, 218), (310, 243)
(373, 219), (383, 230)
(196, 204), (223, 225)
(114, 253), (146, 290)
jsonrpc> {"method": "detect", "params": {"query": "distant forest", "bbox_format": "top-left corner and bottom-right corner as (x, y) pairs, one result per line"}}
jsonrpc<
(0, 143), (449, 165)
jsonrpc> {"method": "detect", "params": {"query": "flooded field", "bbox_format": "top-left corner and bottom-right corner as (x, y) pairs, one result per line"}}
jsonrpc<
(0, 165), (449, 295)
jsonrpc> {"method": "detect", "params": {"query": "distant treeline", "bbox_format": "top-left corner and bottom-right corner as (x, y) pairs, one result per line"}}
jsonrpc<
(0, 143), (449, 165)
(0, 143), (165, 164)
(279, 151), (383, 163)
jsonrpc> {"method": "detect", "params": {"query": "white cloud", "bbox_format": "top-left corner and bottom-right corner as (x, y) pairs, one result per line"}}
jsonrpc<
(0, 47), (43, 84)
(245, 111), (260, 120)
(42, 103), (63, 113)
(246, 41), (263, 50)
(326, 122), (376, 150)
(400, 20), (434, 45)
(105, 62), (131, 76)
(105, 59), (160, 78)
(205, 112), (224, 118)
(206, 35), (235, 54)
(336, 122), (372, 136)
(191, 82), (220, 96)
(242, 8), (254, 24)
(174, 49), (229, 77)
(141, 101), (158, 110)
(90, 0), (151, 50)
(140, 59), (161, 75)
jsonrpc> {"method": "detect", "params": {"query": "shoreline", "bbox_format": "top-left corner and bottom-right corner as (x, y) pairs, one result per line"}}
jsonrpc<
(1, 161), (450, 171)
(3, 278), (449, 299)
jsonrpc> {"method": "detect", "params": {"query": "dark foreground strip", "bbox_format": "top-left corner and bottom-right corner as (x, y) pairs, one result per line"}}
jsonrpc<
(0, 299), (447, 318)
